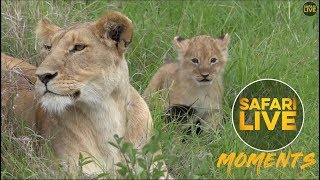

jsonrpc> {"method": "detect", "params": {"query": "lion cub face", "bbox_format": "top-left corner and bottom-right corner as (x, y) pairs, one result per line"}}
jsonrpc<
(35, 12), (133, 113)
(173, 35), (230, 85)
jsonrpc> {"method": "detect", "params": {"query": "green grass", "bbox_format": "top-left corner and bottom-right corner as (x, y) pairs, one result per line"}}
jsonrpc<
(1, 0), (318, 179)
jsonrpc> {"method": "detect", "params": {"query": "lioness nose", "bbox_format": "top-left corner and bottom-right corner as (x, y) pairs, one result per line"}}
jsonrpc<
(37, 72), (58, 85)
(201, 73), (209, 78)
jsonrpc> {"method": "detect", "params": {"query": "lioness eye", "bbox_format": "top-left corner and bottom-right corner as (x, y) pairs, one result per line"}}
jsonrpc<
(210, 58), (218, 64)
(71, 44), (87, 53)
(44, 45), (51, 51)
(191, 58), (199, 64)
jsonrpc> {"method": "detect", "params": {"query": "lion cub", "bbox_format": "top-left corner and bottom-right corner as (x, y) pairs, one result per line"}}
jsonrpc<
(144, 35), (230, 132)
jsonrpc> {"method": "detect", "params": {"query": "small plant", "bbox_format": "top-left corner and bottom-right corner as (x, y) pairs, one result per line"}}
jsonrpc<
(78, 152), (112, 179)
(107, 132), (166, 179)
(78, 153), (94, 176)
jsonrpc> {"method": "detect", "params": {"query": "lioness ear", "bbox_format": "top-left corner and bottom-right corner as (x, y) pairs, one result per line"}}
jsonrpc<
(36, 18), (60, 43)
(217, 33), (230, 50)
(173, 36), (190, 52)
(95, 11), (133, 54)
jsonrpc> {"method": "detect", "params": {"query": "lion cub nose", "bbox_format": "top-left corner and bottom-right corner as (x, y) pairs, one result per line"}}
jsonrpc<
(37, 72), (58, 85)
(201, 73), (209, 79)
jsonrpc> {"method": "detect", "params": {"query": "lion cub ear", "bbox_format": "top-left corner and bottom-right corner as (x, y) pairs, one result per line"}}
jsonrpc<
(36, 18), (60, 43)
(173, 36), (190, 53)
(217, 33), (231, 50)
(95, 11), (133, 55)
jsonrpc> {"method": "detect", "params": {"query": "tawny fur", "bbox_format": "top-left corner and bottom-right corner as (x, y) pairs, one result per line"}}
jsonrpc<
(1, 53), (38, 130)
(144, 35), (230, 131)
(1, 53), (37, 84)
(1, 11), (169, 178)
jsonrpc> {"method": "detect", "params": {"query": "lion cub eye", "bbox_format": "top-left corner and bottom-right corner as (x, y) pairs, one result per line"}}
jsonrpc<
(210, 58), (218, 64)
(70, 44), (87, 53)
(191, 58), (199, 64)
(43, 45), (51, 51)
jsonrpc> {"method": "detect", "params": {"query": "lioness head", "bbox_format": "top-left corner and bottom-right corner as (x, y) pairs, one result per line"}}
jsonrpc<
(35, 11), (133, 113)
(173, 34), (230, 85)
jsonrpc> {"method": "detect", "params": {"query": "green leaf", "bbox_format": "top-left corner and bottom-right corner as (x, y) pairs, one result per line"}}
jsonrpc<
(113, 134), (123, 144)
(115, 162), (127, 169)
(122, 142), (131, 153)
(151, 169), (164, 179)
(81, 160), (93, 166)
(117, 168), (128, 177)
(153, 154), (164, 162)
(96, 172), (109, 179)
(137, 158), (147, 169)
(108, 141), (119, 149)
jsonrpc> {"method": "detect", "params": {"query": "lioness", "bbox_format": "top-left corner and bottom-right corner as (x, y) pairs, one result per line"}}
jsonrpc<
(143, 35), (230, 132)
(2, 12), (168, 177)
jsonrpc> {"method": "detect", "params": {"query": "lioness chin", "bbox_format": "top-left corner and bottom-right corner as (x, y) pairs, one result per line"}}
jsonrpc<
(1, 11), (169, 178)
(144, 35), (230, 133)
